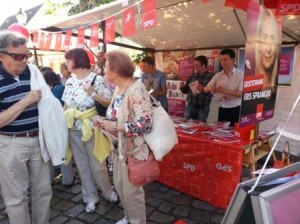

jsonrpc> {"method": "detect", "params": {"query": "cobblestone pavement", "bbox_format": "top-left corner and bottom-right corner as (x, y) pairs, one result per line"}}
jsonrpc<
(0, 168), (228, 224)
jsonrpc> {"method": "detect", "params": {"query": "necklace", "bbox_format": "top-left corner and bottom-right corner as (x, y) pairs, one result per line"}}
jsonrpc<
(118, 78), (132, 96)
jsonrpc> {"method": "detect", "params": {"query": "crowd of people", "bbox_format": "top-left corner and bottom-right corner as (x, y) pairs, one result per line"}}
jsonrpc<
(0, 12), (280, 221)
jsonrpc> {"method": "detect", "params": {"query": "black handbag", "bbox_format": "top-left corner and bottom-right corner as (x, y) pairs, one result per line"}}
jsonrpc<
(91, 75), (107, 117)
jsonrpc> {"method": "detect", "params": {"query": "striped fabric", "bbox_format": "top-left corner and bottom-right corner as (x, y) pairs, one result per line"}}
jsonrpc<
(0, 66), (39, 134)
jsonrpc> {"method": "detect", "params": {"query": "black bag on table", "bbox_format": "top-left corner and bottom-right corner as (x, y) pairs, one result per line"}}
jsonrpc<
(91, 75), (107, 117)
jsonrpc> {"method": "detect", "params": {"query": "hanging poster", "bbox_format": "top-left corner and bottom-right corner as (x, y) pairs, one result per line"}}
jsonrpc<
(240, 1), (282, 127)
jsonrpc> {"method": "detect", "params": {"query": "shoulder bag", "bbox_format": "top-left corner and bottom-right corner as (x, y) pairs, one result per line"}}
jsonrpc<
(91, 75), (107, 116)
(143, 95), (178, 161)
(127, 152), (160, 186)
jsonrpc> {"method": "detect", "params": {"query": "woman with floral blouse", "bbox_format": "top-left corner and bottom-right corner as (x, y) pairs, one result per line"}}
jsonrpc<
(94, 50), (153, 224)
(62, 48), (117, 213)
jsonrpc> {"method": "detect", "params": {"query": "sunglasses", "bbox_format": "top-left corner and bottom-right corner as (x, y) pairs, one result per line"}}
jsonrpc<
(0, 51), (32, 61)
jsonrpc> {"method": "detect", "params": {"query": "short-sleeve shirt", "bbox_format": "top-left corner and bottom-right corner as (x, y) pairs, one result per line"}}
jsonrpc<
(207, 67), (244, 108)
(141, 70), (168, 110)
(62, 72), (113, 111)
(62, 72), (114, 129)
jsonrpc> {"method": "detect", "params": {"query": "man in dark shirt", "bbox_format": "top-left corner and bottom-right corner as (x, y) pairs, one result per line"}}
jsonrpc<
(0, 31), (52, 224)
(180, 55), (213, 122)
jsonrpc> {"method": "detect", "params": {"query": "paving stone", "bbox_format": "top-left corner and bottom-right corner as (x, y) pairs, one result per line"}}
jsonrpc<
(158, 201), (173, 213)
(70, 193), (83, 203)
(64, 204), (85, 217)
(173, 205), (191, 217)
(55, 191), (75, 200)
(190, 208), (211, 223)
(94, 219), (114, 224)
(148, 211), (175, 224)
(173, 196), (192, 206)
(146, 196), (164, 207)
(78, 212), (100, 223)
(50, 209), (63, 219)
(211, 213), (224, 224)
(65, 219), (85, 224)
(50, 216), (69, 224)
(192, 199), (215, 212)
(53, 200), (75, 211)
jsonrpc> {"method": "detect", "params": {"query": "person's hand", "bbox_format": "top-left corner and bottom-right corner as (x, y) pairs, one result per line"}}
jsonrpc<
(196, 83), (203, 92)
(21, 90), (42, 106)
(98, 119), (115, 132)
(83, 83), (93, 96)
(151, 91), (157, 97)
(92, 116), (103, 128)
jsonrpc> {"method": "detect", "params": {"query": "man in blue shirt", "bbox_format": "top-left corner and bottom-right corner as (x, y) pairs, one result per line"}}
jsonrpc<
(140, 56), (168, 111)
(0, 31), (52, 224)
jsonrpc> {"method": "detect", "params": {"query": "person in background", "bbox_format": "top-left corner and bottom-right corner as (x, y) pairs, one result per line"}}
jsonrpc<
(0, 31), (52, 224)
(62, 48), (117, 213)
(180, 55), (213, 123)
(39, 66), (53, 75)
(43, 70), (74, 186)
(255, 6), (280, 92)
(203, 49), (244, 127)
(93, 50), (153, 224)
(140, 56), (168, 111)
(58, 62), (71, 85)
(94, 51), (106, 76)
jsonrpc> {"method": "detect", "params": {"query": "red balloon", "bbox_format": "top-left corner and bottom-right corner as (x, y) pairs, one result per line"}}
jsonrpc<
(7, 23), (30, 39)
(86, 50), (95, 65)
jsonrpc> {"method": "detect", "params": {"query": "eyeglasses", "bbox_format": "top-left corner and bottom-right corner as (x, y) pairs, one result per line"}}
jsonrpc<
(0, 51), (32, 61)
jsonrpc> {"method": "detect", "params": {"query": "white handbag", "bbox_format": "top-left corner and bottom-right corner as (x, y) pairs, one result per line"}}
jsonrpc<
(143, 95), (178, 161)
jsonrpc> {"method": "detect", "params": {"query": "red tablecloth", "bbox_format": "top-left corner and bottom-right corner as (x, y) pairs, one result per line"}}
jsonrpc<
(157, 127), (248, 209)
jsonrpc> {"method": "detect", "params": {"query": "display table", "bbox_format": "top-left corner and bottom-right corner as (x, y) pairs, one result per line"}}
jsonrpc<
(157, 122), (253, 209)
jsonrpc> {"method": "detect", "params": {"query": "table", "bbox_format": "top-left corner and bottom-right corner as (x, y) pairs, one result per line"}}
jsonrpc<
(157, 125), (251, 209)
(276, 121), (300, 141)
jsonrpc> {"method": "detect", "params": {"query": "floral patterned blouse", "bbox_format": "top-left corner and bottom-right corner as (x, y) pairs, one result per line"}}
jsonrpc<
(62, 72), (114, 129)
(108, 80), (153, 160)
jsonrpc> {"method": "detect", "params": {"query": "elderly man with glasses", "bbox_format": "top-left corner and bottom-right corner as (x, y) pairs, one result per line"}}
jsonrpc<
(0, 31), (52, 224)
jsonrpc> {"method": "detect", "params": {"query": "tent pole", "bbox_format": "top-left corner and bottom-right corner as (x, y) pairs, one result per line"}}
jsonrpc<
(233, 9), (246, 39)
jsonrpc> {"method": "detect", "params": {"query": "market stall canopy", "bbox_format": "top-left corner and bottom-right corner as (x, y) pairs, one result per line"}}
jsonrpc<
(41, 0), (300, 51)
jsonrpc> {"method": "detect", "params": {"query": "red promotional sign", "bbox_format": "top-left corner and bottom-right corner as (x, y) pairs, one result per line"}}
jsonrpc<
(39, 32), (45, 50)
(105, 17), (115, 43)
(44, 32), (53, 51)
(63, 30), (72, 51)
(276, 0), (300, 15)
(122, 7), (135, 37)
(90, 23), (99, 48)
(142, 10), (157, 29)
(32, 31), (39, 47)
(142, 0), (157, 29)
(55, 32), (62, 51)
(224, 0), (250, 11)
(76, 27), (85, 48)
(143, 0), (156, 12)
(243, 74), (264, 92)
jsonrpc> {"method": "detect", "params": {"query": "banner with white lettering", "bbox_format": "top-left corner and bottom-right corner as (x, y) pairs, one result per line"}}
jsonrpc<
(239, 1), (282, 127)
(276, 0), (300, 15)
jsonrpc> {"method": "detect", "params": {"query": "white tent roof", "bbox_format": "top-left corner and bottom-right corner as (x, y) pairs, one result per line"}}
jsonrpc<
(41, 0), (300, 51)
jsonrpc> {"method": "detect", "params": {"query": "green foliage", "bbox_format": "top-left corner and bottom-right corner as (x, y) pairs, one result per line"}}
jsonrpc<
(44, 0), (115, 16)
(132, 52), (147, 64)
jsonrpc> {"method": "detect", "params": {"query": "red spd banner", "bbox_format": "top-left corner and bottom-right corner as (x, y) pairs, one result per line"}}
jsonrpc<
(32, 31), (39, 47)
(44, 32), (53, 51)
(63, 30), (72, 51)
(276, 0), (300, 15)
(39, 32), (45, 50)
(90, 23), (99, 48)
(122, 7), (135, 37)
(105, 17), (115, 43)
(55, 33), (62, 51)
(76, 27), (85, 48)
(142, 10), (157, 29)
(142, 0), (157, 29)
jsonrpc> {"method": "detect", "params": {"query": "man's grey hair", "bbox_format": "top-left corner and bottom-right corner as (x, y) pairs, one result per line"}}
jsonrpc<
(0, 31), (27, 52)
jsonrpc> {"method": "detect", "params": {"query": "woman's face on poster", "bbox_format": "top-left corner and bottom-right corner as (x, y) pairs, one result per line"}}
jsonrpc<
(258, 17), (277, 72)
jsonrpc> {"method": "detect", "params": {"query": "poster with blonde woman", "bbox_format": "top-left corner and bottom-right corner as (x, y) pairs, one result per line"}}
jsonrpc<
(240, 1), (282, 127)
